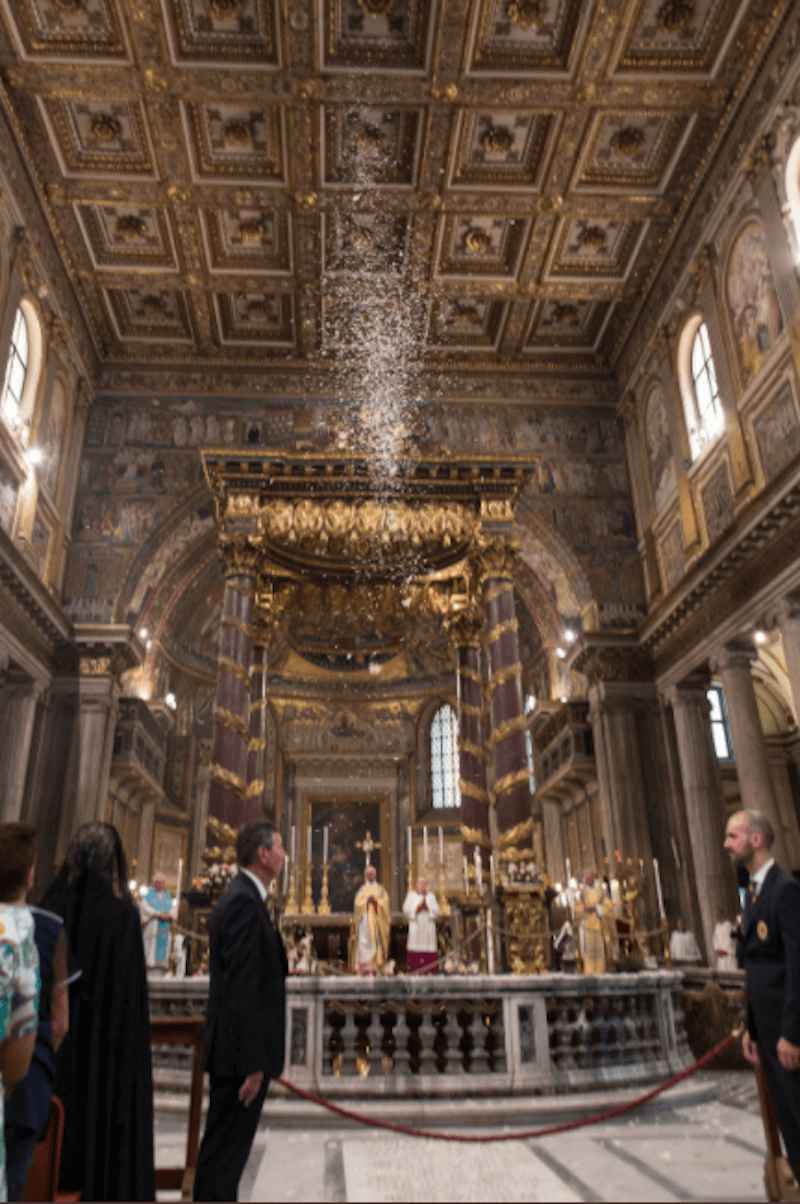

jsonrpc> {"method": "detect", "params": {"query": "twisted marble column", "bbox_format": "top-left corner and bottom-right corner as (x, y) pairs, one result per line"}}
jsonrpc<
(245, 639), (268, 825)
(209, 544), (257, 830)
(479, 540), (532, 849)
(448, 606), (490, 861)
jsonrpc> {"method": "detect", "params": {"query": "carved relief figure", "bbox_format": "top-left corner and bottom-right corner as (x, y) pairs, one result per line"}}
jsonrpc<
(754, 383), (800, 480)
(726, 222), (783, 383)
(643, 385), (676, 511)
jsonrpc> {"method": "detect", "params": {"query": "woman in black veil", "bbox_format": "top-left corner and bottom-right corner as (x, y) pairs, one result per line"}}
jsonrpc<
(41, 822), (155, 1201)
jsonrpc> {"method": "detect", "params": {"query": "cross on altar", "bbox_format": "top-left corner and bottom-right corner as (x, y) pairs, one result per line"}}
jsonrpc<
(356, 830), (381, 867)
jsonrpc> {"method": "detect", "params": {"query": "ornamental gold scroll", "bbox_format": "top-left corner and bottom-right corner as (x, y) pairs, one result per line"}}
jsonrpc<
(257, 498), (478, 565)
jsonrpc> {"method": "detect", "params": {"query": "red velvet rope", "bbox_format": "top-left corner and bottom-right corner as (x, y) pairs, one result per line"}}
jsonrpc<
(276, 1032), (736, 1142)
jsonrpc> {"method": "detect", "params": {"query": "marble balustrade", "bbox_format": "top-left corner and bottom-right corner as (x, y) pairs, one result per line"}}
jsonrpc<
(149, 971), (691, 1098)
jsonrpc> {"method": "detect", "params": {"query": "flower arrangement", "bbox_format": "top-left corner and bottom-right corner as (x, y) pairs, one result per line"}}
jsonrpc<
(502, 860), (541, 886)
(193, 862), (237, 894)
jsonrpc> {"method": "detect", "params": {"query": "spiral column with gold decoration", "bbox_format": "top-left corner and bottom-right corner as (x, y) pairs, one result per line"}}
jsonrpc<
(446, 604), (491, 866)
(478, 538), (533, 854)
(209, 535), (258, 830)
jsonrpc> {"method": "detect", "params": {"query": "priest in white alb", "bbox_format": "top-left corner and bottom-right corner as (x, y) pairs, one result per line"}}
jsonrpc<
(140, 873), (176, 968)
(403, 876), (440, 974)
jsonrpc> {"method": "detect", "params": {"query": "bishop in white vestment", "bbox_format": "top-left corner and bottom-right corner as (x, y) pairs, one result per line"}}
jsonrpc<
(403, 877), (440, 974)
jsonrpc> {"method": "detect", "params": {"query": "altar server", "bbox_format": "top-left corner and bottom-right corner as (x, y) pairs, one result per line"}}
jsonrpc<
(403, 877), (440, 974)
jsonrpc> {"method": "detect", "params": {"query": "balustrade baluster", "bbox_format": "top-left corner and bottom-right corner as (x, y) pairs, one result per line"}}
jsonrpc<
(418, 1000), (438, 1075)
(392, 1002), (412, 1075)
(470, 1003), (490, 1074)
(443, 999), (464, 1074)
(365, 1004), (383, 1076)
(488, 999), (506, 1073)
(340, 1002), (359, 1076)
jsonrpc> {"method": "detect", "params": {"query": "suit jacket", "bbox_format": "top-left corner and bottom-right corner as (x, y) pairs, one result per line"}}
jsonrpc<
(202, 872), (288, 1081)
(738, 862), (800, 1049)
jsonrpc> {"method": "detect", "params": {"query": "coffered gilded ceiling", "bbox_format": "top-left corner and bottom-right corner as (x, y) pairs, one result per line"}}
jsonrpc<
(0, 0), (793, 390)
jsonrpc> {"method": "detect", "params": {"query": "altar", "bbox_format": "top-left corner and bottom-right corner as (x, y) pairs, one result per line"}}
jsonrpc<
(280, 912), (458, 974)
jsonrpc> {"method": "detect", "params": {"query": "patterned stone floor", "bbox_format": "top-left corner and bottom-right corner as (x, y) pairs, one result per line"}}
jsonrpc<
(155, 1071), (774, 1202)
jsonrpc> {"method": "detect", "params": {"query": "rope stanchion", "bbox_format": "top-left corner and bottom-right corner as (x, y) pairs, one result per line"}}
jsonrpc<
(276, 1032), (737, 1143)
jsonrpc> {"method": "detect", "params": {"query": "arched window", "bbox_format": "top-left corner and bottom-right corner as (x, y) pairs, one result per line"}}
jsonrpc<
(679, 318), (724, 460)
(786, 136), (800, 248)
(430, 703), (460, 809)
(707, 685), (733, 761)
(1, 301), (42, 444)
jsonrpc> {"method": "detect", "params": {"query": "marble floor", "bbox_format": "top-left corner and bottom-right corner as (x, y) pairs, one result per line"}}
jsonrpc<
(155, 1071), (775, 1203)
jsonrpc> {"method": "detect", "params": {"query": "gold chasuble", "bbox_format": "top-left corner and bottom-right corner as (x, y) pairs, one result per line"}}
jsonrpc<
(353, 871), (391, 974)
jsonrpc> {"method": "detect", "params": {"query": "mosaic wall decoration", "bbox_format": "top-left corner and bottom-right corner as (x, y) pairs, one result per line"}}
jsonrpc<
(0, 456), (17, 533)
(726, 221), (784, 385)
(701, 463), (733, 544)
(659, 522), (684, 593)
(753, 382), (800, 481)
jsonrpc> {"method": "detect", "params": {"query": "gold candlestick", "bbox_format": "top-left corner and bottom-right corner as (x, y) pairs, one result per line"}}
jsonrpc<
(300, 863), (316, 915)
(284, 865), (298, 916)
(318, 864), (331, 915)
(438, 863), (450, 915)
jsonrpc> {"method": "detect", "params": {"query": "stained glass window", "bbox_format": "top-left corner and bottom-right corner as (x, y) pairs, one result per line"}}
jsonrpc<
(431, 703), (460, 809)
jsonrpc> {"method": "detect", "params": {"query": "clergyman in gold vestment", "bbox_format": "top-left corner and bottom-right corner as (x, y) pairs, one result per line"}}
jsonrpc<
(353, 866), (391, 974)
(574, 869), (613, 974)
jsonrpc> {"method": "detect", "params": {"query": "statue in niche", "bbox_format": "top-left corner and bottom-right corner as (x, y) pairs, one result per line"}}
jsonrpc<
(727, 221), (783, 383)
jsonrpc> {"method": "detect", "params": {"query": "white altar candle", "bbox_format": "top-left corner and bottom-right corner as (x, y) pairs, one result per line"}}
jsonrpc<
(307, 824), (312, 867)
(565, 856), (571, 882)
(463, 855), (469, 896)
(423, 826), (429, 866)
(282, 854), (288, 894)
(486, 909), (495, 975)
(653, 857), (666, 920)
(490, 853), (496, 896)
(474, 849), (483, 896)
(670, 836), (681, 871)
(323, 825), (329, 866)
(438, 825), (444, 867)
(408, 825), (412, 864)
(290, 825), (296, 864)
(176, 857), (183, 914)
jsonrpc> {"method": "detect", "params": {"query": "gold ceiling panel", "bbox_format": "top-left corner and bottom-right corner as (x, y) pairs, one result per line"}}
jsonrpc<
(322, 105), (423, 186)
(163, 0), (279, 64)
(572, 111), (693, 192)
(320, 0), (434, 70)
(201, 206), (292, 273)
(184, 101), (285, 181)
(75, 204), (177, 270)
(322, 210), (411, 272)
(1, 0), (128, 59)
(214, 291), (296, 346)
(615, 0), (744, 75)
(428, 297), (509, 351)
(546, 216), (645, 279)
(448, 109), (558, 190)
(436, 214), (529, 278)
(105, 287), (195, 342)
(468, 0), (586, 74)
(522, 297), (611, 351)
(39, 97), (154, 177)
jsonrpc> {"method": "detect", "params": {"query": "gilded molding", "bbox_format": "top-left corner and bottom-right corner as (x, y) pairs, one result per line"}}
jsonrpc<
(488, 712), (528, 749)
(487, 662), (522, 694)
(477, 539), (518, 582)
(210, 764), (248, 797)
(221, 615), (255, 641)
(485, 617), (519, 645)
(456, 664), (483, 685)
(217, 656), (251, 686)
(492, 766), (532, 802)
(78, 656), (112, 677)
(459, 823), (492, 849)
(249, 697), (269, 711)
(225, 579), (255, 599)
(213, 705), (250, 742)
(248, 737), (266, 753)
(482, 581), (512, 608)
(497, 817), (534, 849)
(446, 606), (484, 649)
(457, 700), (484, 722)
(459, 738), (489, 764)
(245, 777), (264, 799)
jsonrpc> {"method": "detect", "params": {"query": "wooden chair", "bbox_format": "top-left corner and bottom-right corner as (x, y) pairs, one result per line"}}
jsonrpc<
(150, 1015), (205, 1202)
(22, 1095), (80, 1203)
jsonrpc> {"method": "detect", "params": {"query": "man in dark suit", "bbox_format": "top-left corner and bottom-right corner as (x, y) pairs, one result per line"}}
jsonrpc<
(724, 810), (800, 1180)
(193, 821), (288, 1201)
